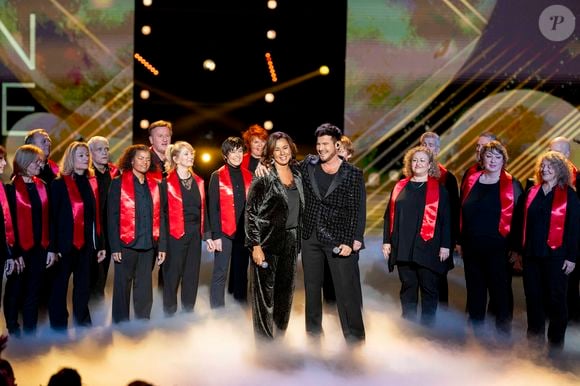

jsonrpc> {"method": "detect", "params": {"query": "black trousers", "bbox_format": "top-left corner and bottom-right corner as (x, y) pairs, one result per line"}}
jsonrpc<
(523, 256), (568, 348)
(162, 227), (201, 315)
(90, 245), (111, 300)
(112, 247), (155, 323)
(3, 246), (47, 334)
(302, 234), (365, 342)
(566, 264), (580, 322)
(49, 245), (93, 329)
(209, 237), (249, 308)
(250, 228), (298, 339)
(397, 262), (439, 326)
(462, 244), (512, 334)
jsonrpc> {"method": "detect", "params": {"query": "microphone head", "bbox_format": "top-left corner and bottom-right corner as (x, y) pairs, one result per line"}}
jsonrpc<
(260, 261), (269, 268)
(332, 247), (341, 254)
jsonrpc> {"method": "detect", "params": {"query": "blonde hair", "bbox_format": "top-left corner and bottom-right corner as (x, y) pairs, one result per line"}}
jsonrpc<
(402, 146), (440, 178)
(534, 151), (572, 187)
(165, 141), (195, 173)
(60, 141), (94, 176)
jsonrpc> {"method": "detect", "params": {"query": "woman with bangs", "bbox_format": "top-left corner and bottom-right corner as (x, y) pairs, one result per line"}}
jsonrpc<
(3, 145), (56, 336)
(458, 140), (523, 339)
(382, 146), (451, 326)
(49, 141), (105, 330)
(513, 151), (580, 352)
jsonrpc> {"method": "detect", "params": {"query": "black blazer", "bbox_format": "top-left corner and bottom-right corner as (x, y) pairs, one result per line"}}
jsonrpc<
(50, 174), (103, 255)
(245, 164), (304, 255)
(301, 155), (364, 248)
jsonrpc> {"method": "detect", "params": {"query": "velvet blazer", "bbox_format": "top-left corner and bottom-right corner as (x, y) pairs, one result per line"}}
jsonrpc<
(245, 164), (304, 255)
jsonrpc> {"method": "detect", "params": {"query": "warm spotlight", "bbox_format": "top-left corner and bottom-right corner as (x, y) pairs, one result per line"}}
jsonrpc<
(319, 65), (330, 75)
(140, 89), (150, 100)
(141, 25), (151, 35)
(266, 30), (276, 40)
(143, 0), (152, 6)
(200, 153), (211, 163)
(140, 119), (150, 129)
(264, 93), (275, 103)
(267, 1), (277, 10)
(264, 121), (273, 130)
(203, 59), (216, 71)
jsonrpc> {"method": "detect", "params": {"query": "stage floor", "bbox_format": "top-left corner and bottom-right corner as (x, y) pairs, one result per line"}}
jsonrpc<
(4, 236), (580, 385)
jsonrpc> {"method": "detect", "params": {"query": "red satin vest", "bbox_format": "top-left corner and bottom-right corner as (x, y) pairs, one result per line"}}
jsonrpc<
(119, 171), (161, 244)
(389, 177), (440, 241)
(218, 165), (252, 237)
(167, 170), (205, 239)
(460, 169), (515, 237)
(0, 184), (15, 247)
(523, 184), (567, 249)
(62, 174), (101, 249)
(14, 176), (49, 251)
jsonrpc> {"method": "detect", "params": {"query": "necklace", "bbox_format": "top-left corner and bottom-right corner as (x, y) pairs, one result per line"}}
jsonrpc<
(180, 174), (193, 190)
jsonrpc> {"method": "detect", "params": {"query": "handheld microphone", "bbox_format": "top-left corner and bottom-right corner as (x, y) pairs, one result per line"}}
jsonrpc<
(332, 246), (342, 255)
(260, 261), (269, 269)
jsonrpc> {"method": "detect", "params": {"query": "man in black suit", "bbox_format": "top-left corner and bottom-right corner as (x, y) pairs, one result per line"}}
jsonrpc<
(300, 123), (365, 343)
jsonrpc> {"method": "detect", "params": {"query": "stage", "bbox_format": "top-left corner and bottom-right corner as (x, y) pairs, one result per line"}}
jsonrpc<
(4, 236), (580, 385)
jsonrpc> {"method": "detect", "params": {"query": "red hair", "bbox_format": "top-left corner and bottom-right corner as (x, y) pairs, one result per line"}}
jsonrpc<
(242, 124), (268, 149)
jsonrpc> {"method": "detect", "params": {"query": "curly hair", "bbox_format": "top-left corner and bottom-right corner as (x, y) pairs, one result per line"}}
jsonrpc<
(534, 150), (573, 187)
(479, 140), (508, 167)
(261, 131), (298, 167)
(402, 146), (440, 178)
(242, 124), (268, 150)
(117, 144), (153, 172)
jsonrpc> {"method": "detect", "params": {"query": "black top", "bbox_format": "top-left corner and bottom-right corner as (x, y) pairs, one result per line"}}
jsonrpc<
(208, 164), (248, 240)
(107, 174), (166, 253)
(313, 163), (333, 197)
(517, 185), (580, 261)
(285, 185), (299, 229)
(6, 181), (47, 256)
(383, 181), (451, 274)
(180, 177), (202, 225)
(462, 181), (504, 246)
(248, 157), (260, 174)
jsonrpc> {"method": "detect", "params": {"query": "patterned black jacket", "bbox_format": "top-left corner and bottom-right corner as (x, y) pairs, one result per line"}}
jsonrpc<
(301, 155), (363, 247)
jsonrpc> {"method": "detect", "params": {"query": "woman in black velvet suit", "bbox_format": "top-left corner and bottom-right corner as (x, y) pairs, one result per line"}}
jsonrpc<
(513, 151), (580, 351)
(382, 146), (451, 326)
(245, 132), (304, 339)
(48, 142), (105, 330)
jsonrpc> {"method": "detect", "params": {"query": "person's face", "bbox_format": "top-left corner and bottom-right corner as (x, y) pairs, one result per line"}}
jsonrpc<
(0, 155), (6, 174)
(90, 140), (110, 166)
(422, 137), (440, 157)
(149, 126), (171, 155)
(540, 160), (557, 185)
(32, 133), (52, 157)
(73, 147), (90, 172)
(482, 149), (504, 173)
(174, 147), (194, 169)
(411, 151), (431, 177)
(316, 135), (339, 162)
(337, 143), (351, 161)
(475, 136), (492, 162)
(25, 156), (43, 177)
(549, 141), (570, 158)
(225, 147), (244, 167)
(132, 150), (151, 175)
(273, 138), (292, 167)
(249, 137), (266, 159)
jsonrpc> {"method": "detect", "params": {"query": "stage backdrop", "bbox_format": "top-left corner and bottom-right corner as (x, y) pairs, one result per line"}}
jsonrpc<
(345, 0), (580, 182)
(0, 0), (133, 177)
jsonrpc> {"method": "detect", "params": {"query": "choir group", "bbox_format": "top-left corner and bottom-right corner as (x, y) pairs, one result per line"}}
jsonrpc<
(0, 121), (578, 354)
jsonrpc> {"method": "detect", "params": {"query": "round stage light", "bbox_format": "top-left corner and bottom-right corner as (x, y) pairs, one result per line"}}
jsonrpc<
(203, 59), (216, 71)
